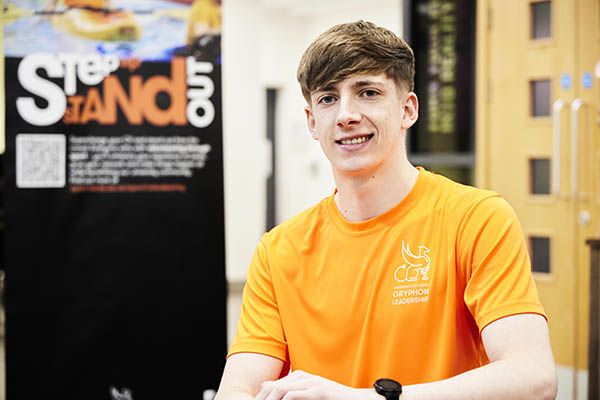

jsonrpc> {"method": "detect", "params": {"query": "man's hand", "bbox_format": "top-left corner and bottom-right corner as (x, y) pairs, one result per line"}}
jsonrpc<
(255, 370), (378, 400)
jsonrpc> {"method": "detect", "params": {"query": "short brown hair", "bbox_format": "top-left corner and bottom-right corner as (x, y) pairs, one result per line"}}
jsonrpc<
(297, 20), (415, 103)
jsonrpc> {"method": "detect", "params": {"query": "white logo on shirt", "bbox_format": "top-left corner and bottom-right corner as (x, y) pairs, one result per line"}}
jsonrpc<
(394, 241), (430, 283)
(392, 241), (431, 306)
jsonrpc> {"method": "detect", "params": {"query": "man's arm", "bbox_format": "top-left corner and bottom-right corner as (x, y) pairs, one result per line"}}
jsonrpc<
(214, 353), (284, 400)
(403, 313), (557, 399)
(251, 313), (557, 400)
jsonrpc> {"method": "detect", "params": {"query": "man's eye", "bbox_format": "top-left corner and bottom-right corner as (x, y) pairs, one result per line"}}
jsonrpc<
(319, 95), (336, 104)
(362, 89), (378, 97)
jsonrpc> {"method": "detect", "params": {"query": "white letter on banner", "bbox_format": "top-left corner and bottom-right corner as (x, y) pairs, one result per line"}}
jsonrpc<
(78, 54), (104, 86)
(186, 57), (213, 78)
(186, 57), (215, 128)
(187, 88), (215, 128)
(16, 53), (67, 126)
(57, 53), (79, 95)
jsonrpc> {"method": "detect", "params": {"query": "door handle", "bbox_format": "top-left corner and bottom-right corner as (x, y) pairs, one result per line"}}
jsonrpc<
(571, 99), (586, 197)
(552, 99), (567, 196)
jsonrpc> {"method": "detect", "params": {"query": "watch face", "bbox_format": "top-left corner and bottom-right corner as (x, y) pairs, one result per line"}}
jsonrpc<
(375, 378), (402, 392)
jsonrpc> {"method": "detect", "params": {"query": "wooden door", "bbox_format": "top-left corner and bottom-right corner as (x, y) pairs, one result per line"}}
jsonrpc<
(476, 1), (598, 398)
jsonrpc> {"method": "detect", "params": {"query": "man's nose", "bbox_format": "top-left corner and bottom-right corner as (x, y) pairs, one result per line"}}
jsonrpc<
(335, 97), (361, 129)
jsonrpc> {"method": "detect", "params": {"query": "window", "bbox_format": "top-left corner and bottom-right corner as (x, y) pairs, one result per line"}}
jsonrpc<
(530, 236), (551, 273)
(530, 79), (551, 117)
(419, 165), (472, 185)
(530, 158), (551, 194)
(266, 89), (277, 231)
(531, 1), (552, 39)
(409, 0), (476, 184)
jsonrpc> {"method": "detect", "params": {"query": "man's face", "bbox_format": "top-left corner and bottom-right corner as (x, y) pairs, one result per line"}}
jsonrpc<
(305, 73), (417, 178)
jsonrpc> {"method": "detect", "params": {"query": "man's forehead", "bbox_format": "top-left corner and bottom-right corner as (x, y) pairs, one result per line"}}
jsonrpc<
(313, 73), (391, 94)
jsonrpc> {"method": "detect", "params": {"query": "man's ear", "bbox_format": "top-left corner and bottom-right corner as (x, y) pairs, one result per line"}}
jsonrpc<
(305, 106), (318, 140)
(401, 92), (419, 130)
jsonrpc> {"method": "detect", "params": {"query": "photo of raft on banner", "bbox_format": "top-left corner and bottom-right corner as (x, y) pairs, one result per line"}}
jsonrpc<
(2, 0), (215, 61)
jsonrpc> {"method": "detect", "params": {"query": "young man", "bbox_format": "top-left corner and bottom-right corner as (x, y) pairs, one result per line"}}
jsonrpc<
(216, 21), (557, 400)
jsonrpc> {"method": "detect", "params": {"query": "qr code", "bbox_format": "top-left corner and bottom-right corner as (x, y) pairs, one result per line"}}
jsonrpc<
(16, 134), (66, 188)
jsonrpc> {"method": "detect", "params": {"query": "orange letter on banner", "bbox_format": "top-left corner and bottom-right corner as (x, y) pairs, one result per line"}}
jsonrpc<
(141, 57), (186, 126)
(103, 75), (143, 125)
(64, 96), (84, 124)
(81, 88), (107, 124)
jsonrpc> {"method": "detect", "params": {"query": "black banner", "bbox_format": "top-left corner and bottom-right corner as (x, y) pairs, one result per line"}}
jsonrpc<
(410, 0), (476, 153)
(3, 1), (225, 399)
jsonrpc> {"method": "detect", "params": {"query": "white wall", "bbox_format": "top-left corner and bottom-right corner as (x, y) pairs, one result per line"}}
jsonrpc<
(556, 366), (588, 400)
(221, 0), (267, 284)
(222, 0), (404, 345)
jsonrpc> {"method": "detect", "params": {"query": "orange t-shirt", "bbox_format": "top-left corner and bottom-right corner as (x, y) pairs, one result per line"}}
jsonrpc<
(229, 168), (545, 387)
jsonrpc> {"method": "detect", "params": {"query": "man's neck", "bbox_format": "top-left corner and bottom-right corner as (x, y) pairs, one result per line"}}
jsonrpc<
(333, 159), (419, 222)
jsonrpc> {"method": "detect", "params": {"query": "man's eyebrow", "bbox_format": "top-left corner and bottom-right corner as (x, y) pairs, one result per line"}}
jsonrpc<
(351, 79), (384, 89)
(313, 79), (384, 94)
(314, 84), (337, 93)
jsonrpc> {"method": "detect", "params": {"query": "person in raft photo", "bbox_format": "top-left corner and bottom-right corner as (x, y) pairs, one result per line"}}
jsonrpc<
(46, 0), (110, 10)
(45, 0), (220, 45)
(44, 0), (144, 42)
(215, 20), (557, 400)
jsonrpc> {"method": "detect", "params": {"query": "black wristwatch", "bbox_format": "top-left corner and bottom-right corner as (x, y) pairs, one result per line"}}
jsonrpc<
(373, 378), (402, 400)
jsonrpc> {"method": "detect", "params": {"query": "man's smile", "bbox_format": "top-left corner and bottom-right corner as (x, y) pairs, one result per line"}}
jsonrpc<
(335, 134), (374, 145)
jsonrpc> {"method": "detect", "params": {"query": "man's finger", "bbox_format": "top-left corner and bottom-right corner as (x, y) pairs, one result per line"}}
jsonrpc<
(254, 380), (275, 400)
(255, 376), (315, 400)
(263, 384), (286, 400)
(282, 389), (312, 400)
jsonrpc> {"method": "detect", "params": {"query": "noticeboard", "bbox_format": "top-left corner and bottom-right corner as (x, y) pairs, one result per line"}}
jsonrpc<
(2, 1), (226, 399)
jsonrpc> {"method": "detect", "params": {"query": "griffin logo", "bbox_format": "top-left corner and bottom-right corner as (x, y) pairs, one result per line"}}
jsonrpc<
(110, 386), (133, 400)
(394, 241), (430, 283)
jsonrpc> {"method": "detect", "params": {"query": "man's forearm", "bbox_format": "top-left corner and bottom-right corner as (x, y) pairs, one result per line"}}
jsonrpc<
(401, 357), (556, 400)
(247, 355), (556, 400)
(214, 386), (256, 400)
(214, 353), (285, 400)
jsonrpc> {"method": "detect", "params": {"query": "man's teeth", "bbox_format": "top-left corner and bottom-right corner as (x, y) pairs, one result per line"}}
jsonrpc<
(340, 136), (369, 145)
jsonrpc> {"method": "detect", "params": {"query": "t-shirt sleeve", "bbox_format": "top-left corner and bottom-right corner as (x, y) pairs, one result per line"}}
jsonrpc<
(227, 237), (288, 362)
(459, 196), (546, 331)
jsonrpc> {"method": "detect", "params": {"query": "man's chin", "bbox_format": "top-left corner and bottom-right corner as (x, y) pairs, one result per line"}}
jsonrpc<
(333, 163), (377, 178)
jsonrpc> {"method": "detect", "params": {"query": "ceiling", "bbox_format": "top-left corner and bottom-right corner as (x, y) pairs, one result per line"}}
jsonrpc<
(258, 0), (398, 17)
